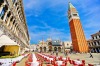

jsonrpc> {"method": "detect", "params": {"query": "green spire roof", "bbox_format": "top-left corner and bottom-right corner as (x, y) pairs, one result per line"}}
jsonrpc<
(68, 2), (75, 10)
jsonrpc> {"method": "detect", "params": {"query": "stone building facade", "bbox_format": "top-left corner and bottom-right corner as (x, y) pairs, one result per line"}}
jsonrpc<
(37, 40), (48, 52)
(30, 44), (37, 52)
(37, 39), (64, 52)
(0, 0), (30, 56)
(63, 41), (72, 52)
(87, 31), (100, 53)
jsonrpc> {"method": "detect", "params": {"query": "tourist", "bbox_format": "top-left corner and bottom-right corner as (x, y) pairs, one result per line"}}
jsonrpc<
(65, 51), (68, 56)
(56, 51), (58, 56)
(89, 52), (93, 58)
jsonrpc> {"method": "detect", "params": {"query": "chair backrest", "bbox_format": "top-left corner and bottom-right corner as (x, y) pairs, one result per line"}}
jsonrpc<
(88, 64), (94, 66)
(12, 62), (17, 66)
(82, 60), (85, 64)
(79, 64), (84, 66)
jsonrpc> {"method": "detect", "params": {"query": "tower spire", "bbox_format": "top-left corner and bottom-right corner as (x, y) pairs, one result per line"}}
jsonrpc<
(68, 0), (70, 3)
(68, 1), (75, 11)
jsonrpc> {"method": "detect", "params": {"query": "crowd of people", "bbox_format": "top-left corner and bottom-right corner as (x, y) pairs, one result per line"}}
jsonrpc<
(49, 50), (94, 59)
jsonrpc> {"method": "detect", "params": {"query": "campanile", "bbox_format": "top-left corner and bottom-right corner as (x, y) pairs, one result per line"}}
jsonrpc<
(68, 2), (88, 52)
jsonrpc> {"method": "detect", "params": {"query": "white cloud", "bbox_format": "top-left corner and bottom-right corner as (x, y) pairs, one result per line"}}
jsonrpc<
(23, 0), (100, 43)
(24, 0), (41, 10)
(29, 29), (71, 44)
(29, 22), (71, 43)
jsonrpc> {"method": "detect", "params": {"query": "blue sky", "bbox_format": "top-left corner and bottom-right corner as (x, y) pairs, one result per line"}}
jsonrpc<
(23, 0), (100, 44)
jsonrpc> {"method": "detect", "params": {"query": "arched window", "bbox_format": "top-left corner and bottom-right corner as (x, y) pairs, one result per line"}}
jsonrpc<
(0, 5), (8, 19)
(5, 11), (11, 23)
(13, 20), (15, 25)
(44, 47), (46, 52)
(99, 35), (100, 38)
(67, 44), (69, 46)
(15, 2), (17, 6)
(0, 8), (5, 19)
(40, 47), (42, 52)
(4, 5), (8, 12)
(17, 6), (19, 10)
(7, 11), (11, 17)
(48, 42), (52, 45)
(10, 16), (13, 21)
(15, 23), (17, 27)
(58, 47), (61, 52)
(94, 42), (96, 45)
(54, 47), (57, 51)
(0, 0), (4, 6)
(89, 43), (91, 46)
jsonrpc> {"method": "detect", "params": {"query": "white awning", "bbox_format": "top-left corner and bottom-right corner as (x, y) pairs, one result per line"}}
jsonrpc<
(25, 48), (30, 51)
(0, 35), (18, 46)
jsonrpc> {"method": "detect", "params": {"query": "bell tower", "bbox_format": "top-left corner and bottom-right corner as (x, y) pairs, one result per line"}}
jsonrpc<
(68, 2), (88, 52)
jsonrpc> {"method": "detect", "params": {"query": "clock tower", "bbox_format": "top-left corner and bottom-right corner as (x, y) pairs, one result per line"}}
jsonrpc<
(68, 2), (88, 52)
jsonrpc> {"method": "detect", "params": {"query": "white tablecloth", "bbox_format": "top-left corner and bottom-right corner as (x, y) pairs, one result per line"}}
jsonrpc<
(49, 58), (53, 61)
(31, 54), (39, 66)
(0, 55), (25, 66)
(74, 60), (82, 65)
(31, 62), (39, 66)
(62, 58), (66, 60)
(32, 54), (37, 62)
(56, 61), (63, 66)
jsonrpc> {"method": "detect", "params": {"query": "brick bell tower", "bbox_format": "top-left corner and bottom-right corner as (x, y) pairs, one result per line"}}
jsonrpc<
(68, 2), (88, 53)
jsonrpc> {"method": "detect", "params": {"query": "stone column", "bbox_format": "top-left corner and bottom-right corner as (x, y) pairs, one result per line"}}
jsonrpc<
(16, 26), (18, 36)
(96, 41), (98, 46)
(3, 10), (9, 22)
(10, 19), (14, 30)
(13, 24), (17, 33)
(7, 15), (12, 26)
(95, 48), (97, 53)
(12, 20), (16, 32)
(93, 49), (95, 53)
(14, 24), (17, 35)
(12, 24), (15, 32)
(9, 21), (12, 29)
(98, 48), (100, 53)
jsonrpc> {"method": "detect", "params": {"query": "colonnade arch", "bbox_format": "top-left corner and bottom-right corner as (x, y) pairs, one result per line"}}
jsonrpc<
(44, 47), (46, 52)
(48, 42), (52, 52)
(54, 47), (57, 51)
(39, 47), (47, 52)
(53, 46), (62, 52)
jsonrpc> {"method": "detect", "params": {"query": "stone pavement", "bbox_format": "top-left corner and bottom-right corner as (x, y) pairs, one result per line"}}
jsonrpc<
(57, 53), (100, 65)
(16, 56), (28, 66)
(16, 53), (100, 66)
(45, 52), (100, 66)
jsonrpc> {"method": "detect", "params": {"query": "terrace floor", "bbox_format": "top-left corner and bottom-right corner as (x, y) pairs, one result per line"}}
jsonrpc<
(16, 52), (100, 66)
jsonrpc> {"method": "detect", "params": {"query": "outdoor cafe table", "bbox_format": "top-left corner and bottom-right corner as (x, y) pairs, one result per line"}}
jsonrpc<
(74, 60), (82, 65)
(56, 61), (63, 66)
(62, 58), (66, 60)
(31, 62), (39, 66)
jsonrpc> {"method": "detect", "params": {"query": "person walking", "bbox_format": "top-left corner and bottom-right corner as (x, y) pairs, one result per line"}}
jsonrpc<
(65, 51), (68, 56)
(56, 51), (58, 56)
(89, 52), (93, 58)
